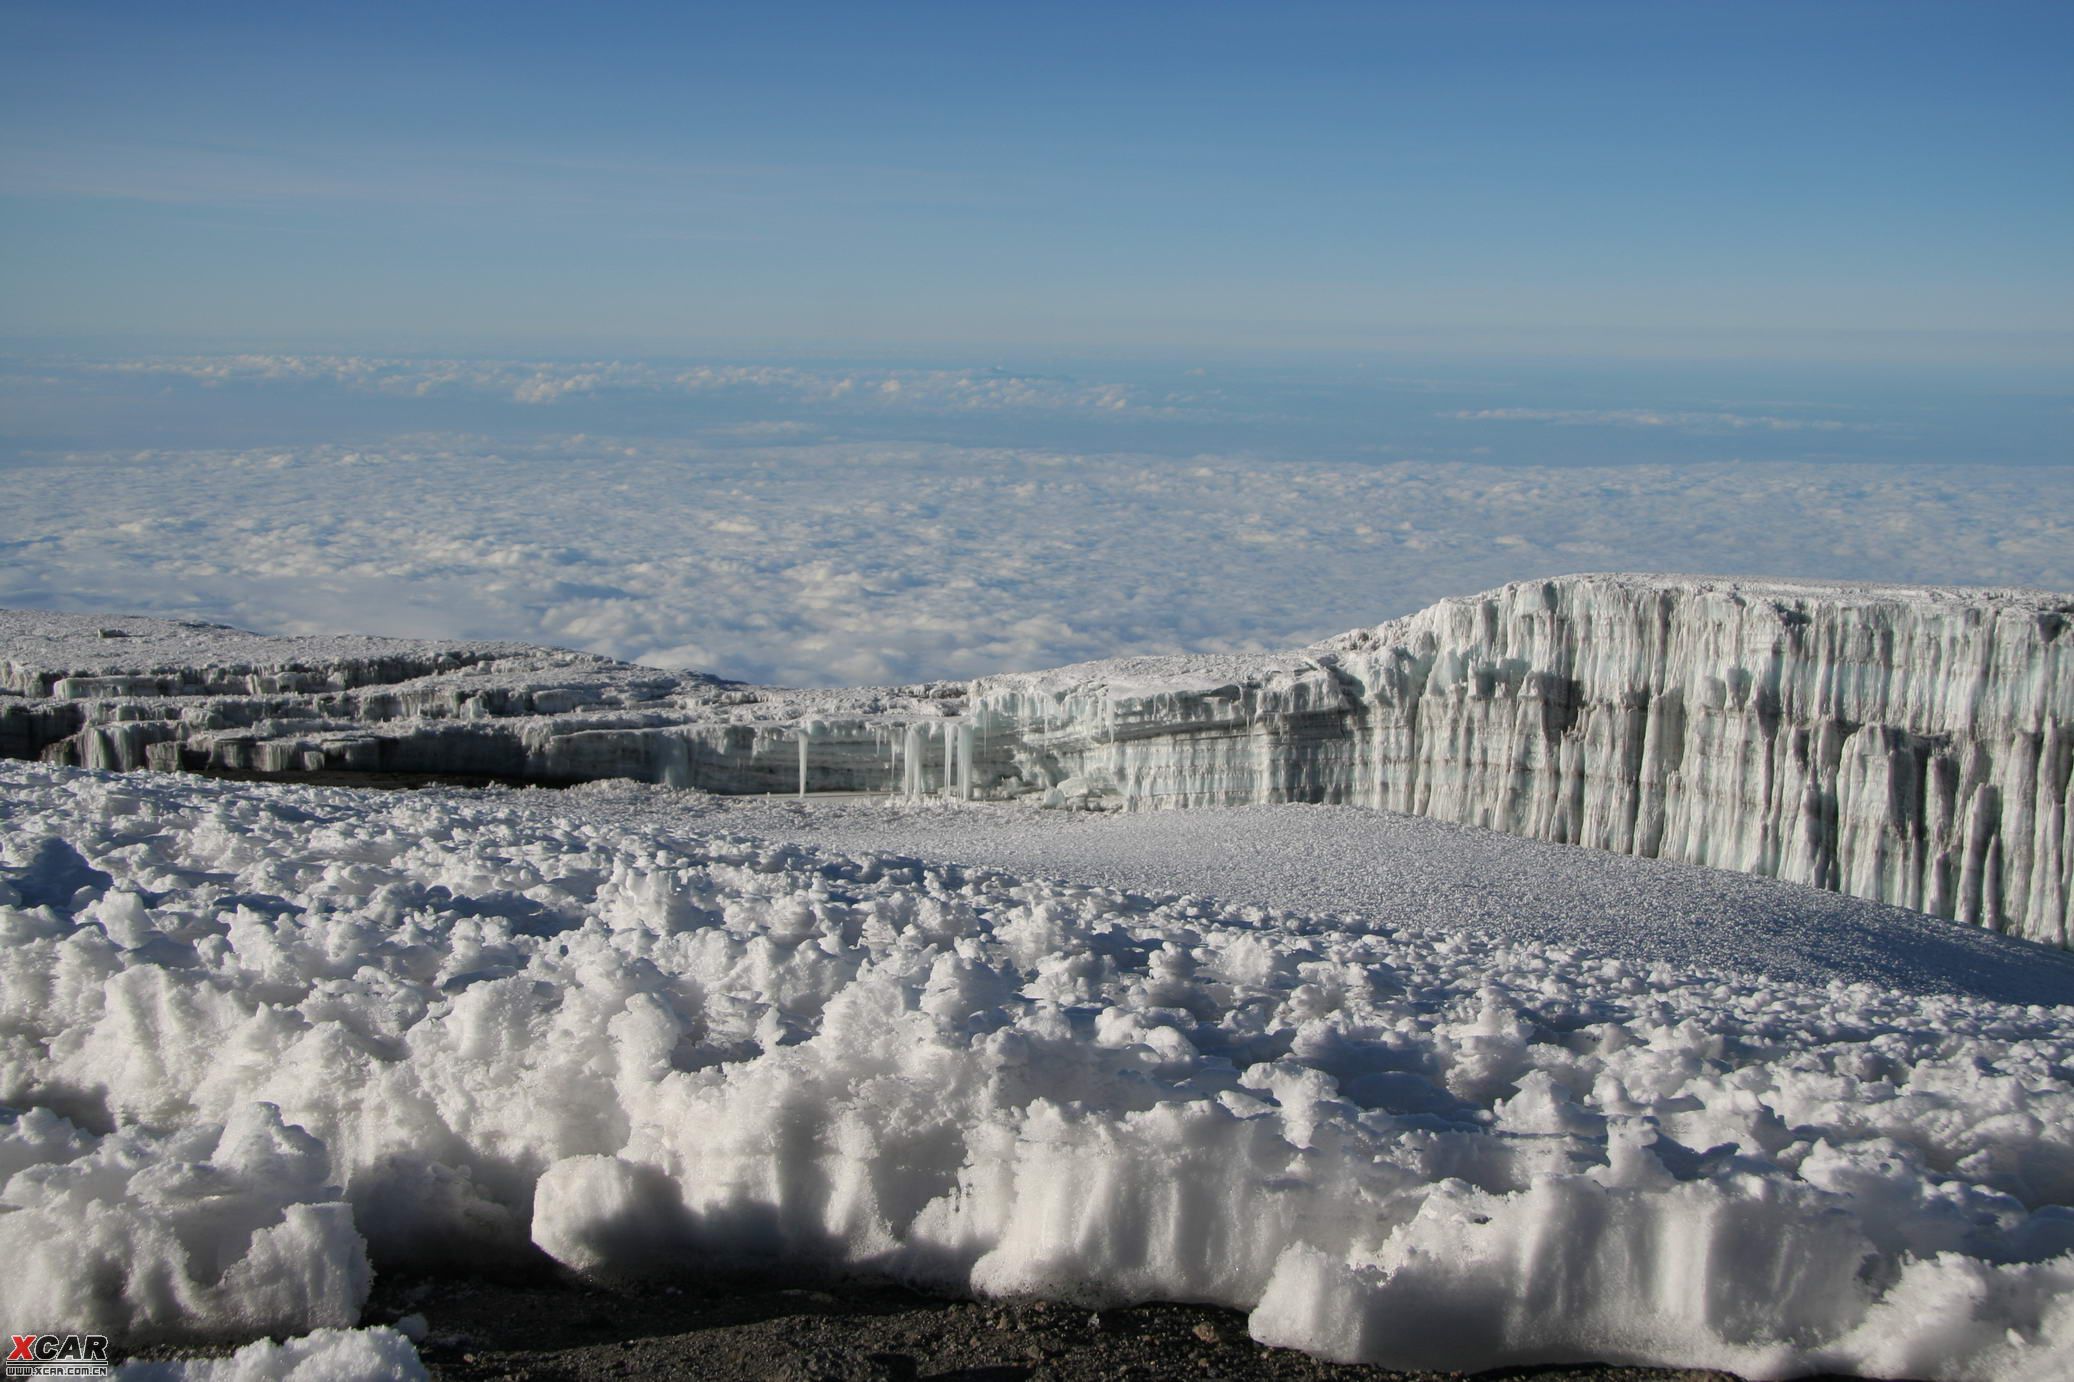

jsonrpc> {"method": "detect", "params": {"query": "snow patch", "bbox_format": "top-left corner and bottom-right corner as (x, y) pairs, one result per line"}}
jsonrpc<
(118, 1327), (426, 1381)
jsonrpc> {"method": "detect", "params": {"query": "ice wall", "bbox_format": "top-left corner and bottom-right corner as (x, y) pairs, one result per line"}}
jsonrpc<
(3, 576), (2069, 945)
(969, 576), (2074, 947)
(0, 609), (979, 798)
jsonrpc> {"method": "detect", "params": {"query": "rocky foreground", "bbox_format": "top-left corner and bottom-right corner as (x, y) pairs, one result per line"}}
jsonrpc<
(133, 1270), (1819, 1382)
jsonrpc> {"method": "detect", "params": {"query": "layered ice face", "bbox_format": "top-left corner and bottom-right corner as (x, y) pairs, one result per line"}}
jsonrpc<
(972, 575), (2074, 947)
(2, 762), (2071, 1378)
(7, 574), (2071, 946)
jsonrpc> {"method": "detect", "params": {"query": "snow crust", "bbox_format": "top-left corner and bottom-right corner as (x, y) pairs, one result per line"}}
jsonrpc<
(3, 761), (2071, 1378)
(635, 790), (2074, 1004)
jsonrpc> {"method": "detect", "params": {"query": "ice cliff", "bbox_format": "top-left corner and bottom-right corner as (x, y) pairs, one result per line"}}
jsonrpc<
(4, 573), (2069, 946)
(975, 576), (2074, 948)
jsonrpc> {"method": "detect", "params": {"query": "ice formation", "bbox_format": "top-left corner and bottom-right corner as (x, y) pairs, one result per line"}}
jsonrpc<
(5, 572), (2070, 946)
(1, 761), (2071, 1378)
(976, 575), (2074, 948)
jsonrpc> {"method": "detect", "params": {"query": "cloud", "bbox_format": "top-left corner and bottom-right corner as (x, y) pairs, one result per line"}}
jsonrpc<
(1442, 407), (1885, 434)
(91, 355), (1159, 416)
(3, 435), (2065, 687)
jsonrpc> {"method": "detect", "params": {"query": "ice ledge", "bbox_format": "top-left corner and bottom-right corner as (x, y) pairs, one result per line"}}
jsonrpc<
(2, 573), (2069, 946)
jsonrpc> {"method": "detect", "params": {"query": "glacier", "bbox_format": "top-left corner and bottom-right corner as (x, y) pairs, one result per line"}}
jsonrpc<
(975, 574), (2074, 949)
(4, 572), (2070, 946)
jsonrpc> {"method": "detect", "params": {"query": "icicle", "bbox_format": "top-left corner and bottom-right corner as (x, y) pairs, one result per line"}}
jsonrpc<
(797, 726), (808, 797)
(975, 711), (987, 799)
(954, 720), (975, 801)
(902, 722), (926, 799)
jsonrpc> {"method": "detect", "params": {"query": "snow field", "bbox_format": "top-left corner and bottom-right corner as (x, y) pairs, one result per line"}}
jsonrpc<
(1, 761), (2071, 1378)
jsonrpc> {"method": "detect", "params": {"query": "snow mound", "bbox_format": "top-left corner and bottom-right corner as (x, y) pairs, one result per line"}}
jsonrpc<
(0, 1104), (368, 1341)
(118, 1327), (426, 1381)
(1, 761), (2071, 1378)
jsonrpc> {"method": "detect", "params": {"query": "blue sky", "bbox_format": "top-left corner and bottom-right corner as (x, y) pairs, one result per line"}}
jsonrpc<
(3, 1), (2071, 364)
(0, 4), (2069, 673)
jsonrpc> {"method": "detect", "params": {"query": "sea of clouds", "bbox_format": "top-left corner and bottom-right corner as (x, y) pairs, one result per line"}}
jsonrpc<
(1, 352), (2067, 685)
(3, 433), (2069, 686)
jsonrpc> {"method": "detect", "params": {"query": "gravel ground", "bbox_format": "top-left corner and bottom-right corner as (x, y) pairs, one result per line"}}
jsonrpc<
(137, 1270), (1872, 1382)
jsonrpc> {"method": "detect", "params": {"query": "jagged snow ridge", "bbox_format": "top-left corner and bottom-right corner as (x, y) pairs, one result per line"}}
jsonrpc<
(2, 763), (2071, 1379)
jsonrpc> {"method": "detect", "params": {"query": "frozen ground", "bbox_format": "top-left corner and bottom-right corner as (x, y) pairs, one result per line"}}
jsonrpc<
(3, 762), (2071, 1380)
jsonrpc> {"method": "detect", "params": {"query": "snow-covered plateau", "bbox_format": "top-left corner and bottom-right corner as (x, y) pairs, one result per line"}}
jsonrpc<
(2, 763), (2072, 1379)
(7, 572), (2070, 946)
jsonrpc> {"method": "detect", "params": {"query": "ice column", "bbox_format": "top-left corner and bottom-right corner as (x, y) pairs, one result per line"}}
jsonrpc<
(952, 720), (976, 800)
(902, 722), (928, 799)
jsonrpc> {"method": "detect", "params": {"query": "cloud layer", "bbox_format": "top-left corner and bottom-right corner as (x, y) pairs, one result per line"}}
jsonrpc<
(1443, 407), (1883, 433)
(92, 356), (1150, 414)
(3, 437), (2067, 686)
